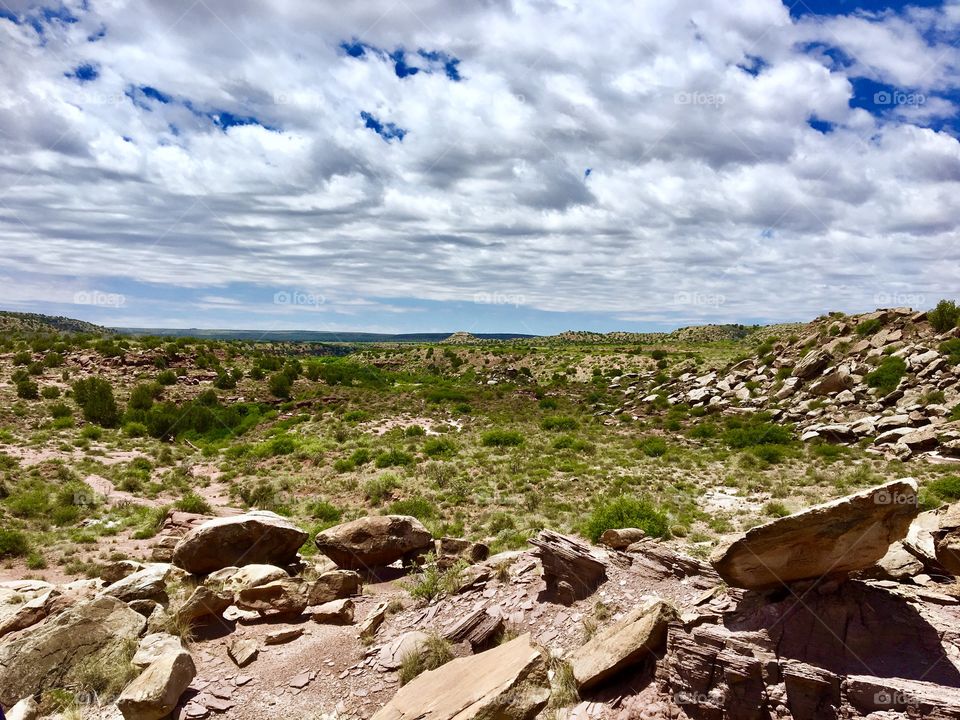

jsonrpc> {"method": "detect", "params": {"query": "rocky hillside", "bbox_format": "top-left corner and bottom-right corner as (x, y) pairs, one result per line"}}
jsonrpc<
(4, 478), (960, 718)
(0, 311), (110, 336)
(610, 307), (960, 461)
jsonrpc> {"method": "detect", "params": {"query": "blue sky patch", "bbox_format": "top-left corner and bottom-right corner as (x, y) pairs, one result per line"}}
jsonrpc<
(737, 55), (768, 77)
(360, 111), (407, 142)
(66, 63), (99, 82)
(808, 117), (835, 133)
(787, 0), (943, 19)
(341, 39), (462, 82)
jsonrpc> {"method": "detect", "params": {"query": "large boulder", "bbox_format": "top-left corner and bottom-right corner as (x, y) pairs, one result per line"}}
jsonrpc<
(314, 515), (433, 570)
(117, 648), (196, 720)
(371, 633), (550, 720)
(710, 479), (919, 590)
(569, 597), (677, 690)
(792, 349), (832, 379)
(0, 595), (146, 708)
(174, 585), (232, 626)
(172, 511), (308, 574)
(101, 564), (171, 603)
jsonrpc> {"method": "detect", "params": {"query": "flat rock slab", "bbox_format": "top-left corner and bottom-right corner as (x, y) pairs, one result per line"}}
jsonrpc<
(711, 479), (919, 589)
(371, 633), (549, 720)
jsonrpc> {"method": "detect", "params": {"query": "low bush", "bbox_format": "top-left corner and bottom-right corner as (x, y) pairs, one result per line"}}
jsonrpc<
(582, 496), (670, 542)
(423, 437), (457, 458)
(365, 473), (400, 505)
(375, 448), (414, 468)
(541, 416), (578, 431)
(388, 495), (439, 521)
(855, 318), (883, 336)
(175, 492), (213, 514)
(0, 528), (29, 558)
(865, 356), (907, 395)
(637, 436), (668, 457)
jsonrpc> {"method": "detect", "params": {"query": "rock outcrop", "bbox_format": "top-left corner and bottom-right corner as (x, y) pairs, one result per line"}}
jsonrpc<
(0, 596), (146, 708)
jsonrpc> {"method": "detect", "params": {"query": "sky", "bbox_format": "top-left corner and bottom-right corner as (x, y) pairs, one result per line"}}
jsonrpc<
(1, 0), (960, 335)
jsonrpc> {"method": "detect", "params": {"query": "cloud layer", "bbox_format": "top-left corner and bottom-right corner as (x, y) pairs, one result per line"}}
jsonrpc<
(2, 0), (960, 331)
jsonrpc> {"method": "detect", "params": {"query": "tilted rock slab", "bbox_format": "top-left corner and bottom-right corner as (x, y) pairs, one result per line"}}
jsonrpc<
(117, 648), (196, 720)
(371, 633), (549, 720)
(569, 596), (677, 690)
(0, 595), (146, 708)
(315, 515), (433, 570)
(172, 511), (308, 574)
(711, 479), (919, 589)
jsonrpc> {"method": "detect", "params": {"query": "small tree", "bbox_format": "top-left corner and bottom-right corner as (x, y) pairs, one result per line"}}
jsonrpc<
(73, 377), (120, 427)
(929, 300), (960, 333)
(268, 372), (292, 399)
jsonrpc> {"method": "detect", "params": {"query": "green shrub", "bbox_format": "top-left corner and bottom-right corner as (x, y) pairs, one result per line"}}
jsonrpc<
(488, 511), (516, 533)
(268, 372), (292, 399)
(865, 356), (907, 395)
(425, 387), (470, 404)
(388, 496), (439, 521)
(538, 397), (558, 410)
(307, 500), (342, 525)
(940, 338), (960, 365)
(423, 437), (457, 458)
(687, 422), (718, 439)
(128, 382), (160, 411)
(175, 492), (213, 514)
(15, 380), (38, 399)
(365, 473), (400, 505)
(750, 444), (787, 464)
(122, 421), (148, 438)
(81, 425), (102, 440)
(156, 369), (177, 385)
(40, 386), (61, 399)
(928, 300), (960, 332)
(552, 435), (594, 453)
(404, 425), (425, 437)
(481, 429), (524, 447)
(855, 318), (883, 336)
(582, 496), (670, 542)
(375, 449), (415, 468)
(541, 416), (578, 431)
(928, 476), (960, 502)
(73, 378), (120, 427)
(0, 529), (29, 558)
(637, 436), (667, 457)
(764, 501), (790, 518)
(722, 418), (792, 448)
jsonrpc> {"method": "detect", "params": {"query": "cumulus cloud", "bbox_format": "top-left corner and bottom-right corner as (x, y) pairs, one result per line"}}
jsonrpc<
(1, 0), (959, 330)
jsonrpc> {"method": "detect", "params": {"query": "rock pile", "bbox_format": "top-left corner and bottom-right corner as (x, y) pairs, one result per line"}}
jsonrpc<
(605, 308), (960, 460)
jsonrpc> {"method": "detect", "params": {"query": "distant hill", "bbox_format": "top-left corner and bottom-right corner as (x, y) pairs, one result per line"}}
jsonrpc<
(0, 311), (110, 335)
(540, 324), (771, 345)
(112, 328), (537, 343)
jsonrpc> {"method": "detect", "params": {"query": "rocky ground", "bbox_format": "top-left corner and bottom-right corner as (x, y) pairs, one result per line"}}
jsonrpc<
(5, 475), (960, 719)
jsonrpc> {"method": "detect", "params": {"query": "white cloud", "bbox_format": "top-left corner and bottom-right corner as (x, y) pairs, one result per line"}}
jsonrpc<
(1, 0), (959, 330)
